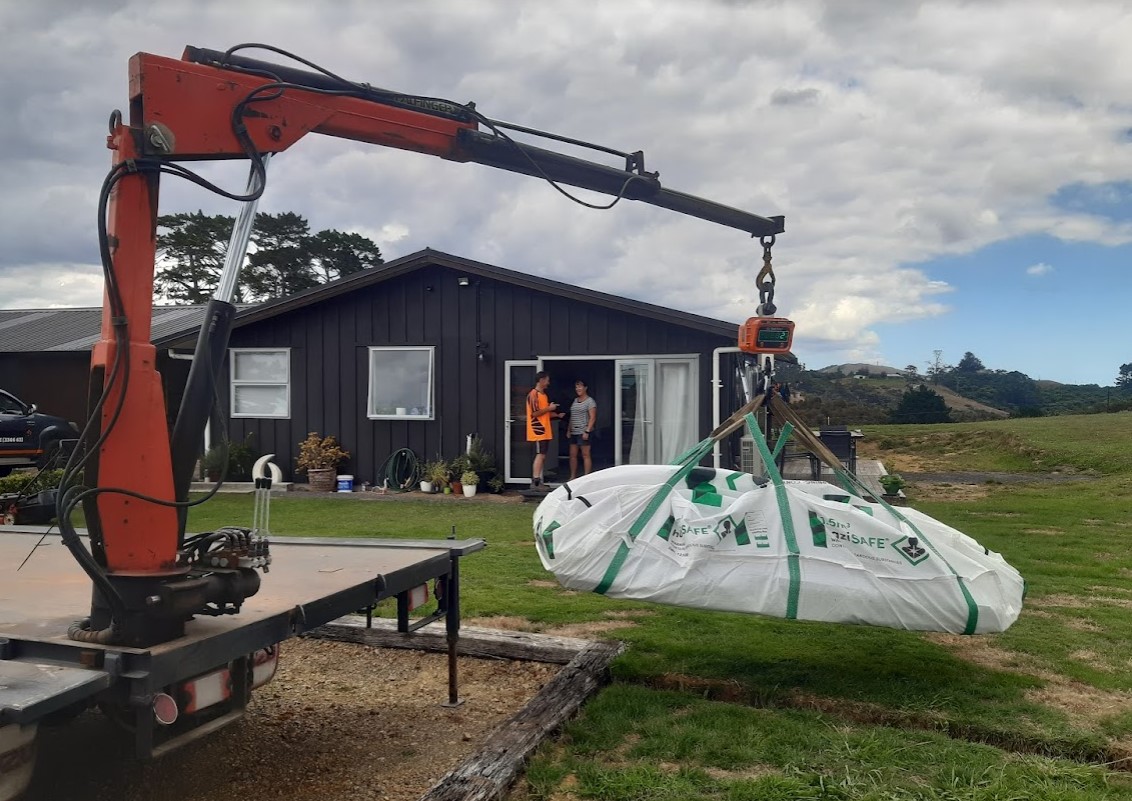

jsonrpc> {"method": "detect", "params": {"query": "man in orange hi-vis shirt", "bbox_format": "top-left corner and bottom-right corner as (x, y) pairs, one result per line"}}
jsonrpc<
(526, 371), (563, 491)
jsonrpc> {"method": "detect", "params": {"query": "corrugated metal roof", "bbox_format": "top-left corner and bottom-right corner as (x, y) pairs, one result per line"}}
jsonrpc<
(0, 306), (212, 353)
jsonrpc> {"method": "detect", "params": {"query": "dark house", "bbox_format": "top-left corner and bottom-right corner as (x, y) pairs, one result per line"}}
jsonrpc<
(159, 249), (759, 485)
(3, 249), (758, 485)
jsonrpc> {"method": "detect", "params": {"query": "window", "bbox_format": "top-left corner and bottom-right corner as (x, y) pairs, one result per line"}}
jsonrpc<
(367, 347), (434, 420)
(230, 349), (290, 418)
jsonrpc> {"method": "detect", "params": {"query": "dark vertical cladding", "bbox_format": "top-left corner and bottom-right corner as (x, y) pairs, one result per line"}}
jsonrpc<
(222, 258), (734, 485)
(0, 353), (90, 425)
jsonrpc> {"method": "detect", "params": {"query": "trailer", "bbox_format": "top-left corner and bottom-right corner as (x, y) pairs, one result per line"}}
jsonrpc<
(0, 527), (482, 797)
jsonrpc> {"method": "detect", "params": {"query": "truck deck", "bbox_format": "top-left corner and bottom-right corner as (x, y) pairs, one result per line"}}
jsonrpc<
(0, 527), (483, 757)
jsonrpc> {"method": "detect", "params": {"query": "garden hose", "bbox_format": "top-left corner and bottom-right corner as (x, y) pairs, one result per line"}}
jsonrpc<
(378, 448), (420, 492)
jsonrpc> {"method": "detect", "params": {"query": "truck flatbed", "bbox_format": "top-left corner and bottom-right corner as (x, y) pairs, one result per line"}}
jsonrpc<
(0, 527), (483, 758)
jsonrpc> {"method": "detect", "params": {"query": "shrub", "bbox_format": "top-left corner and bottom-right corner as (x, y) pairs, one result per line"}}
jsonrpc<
(0, 469), (65, 496)
(295, 432), (349, 473)
(424, 459), (450, 486)
(879, 473), (907, 495)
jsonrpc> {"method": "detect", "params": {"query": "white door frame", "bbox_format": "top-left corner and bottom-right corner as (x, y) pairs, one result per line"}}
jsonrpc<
(538, 353), (699, 468)
(503, 360), (539, 483)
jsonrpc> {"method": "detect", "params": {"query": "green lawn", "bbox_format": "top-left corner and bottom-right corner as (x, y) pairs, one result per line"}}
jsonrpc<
(185, 414), (1132, 798)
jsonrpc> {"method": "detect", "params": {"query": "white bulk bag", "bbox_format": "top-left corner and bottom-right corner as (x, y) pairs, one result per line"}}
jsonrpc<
(533, 464), (1023, 634)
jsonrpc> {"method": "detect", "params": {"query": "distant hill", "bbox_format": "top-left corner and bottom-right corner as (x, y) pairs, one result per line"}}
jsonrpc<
(784, 362), (1126, 423)
(817, 363), (907, 377)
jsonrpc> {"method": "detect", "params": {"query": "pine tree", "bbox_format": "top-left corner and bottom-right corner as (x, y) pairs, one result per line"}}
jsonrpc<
(890, 384), (952, 424)
(957, 352), (985, 373)
(243, 212), (319, 301)
(1118, 363), (1132, 392)
(307, 230), (383, 282)
(154, 211), (236, 304)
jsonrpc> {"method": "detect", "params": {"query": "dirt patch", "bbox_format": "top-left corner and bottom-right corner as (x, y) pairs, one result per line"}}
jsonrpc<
(1066, 618), (1103, 632)
(28, 638), (558, 801)
(926, 633), (1132, 730)
(543, 620), (638, 638)
(527, 579), (560, 589)
(464, 610), (650, 639)
(1022, 528), (1065, 536)
(909, 482), (992, 502)
(1030, 594), (1132, 611)
(465, 615), (541, 631)
(703, 765), (779, 781)
(1069, 650), (1115, 673)
(925, 633), (1060, 682)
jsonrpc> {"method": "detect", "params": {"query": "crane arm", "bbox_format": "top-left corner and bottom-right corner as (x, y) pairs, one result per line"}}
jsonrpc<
(140, 47), (785, 237)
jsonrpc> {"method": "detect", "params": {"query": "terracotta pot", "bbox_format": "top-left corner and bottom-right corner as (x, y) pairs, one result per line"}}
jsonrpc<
(307, 468), (337, 492)
(451, 481), (463, 495)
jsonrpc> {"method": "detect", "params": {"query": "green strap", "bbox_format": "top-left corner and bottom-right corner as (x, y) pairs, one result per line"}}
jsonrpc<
(868, 492), (979, 635)
(812, 458), (978, 635)
(769, 422), (794, 461)
(594, 437), (716, 595)
(540, 520), (561, 559)
(745, 413), (800, 619)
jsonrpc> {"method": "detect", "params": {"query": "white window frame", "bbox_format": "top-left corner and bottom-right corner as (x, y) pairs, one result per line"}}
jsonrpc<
(367, 346), (436, 420)
(229, 348), (291, 419)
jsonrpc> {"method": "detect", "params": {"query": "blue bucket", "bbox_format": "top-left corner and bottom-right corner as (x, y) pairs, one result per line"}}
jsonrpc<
(336, 475), (354, 493)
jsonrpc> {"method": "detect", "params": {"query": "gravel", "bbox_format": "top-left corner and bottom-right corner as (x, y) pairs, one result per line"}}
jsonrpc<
(25, 638), (558, 801)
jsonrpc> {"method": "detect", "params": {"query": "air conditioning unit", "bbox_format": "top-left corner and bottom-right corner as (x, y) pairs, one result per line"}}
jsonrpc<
(739, 436), (761, 475)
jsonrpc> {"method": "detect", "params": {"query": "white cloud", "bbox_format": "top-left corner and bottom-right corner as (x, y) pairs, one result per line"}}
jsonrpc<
(0, 0), (1130, 369)
(1027, 262), (1054, 276)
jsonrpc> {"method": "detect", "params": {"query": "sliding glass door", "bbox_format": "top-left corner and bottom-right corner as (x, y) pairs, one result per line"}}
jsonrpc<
(615, 357), (697, 465)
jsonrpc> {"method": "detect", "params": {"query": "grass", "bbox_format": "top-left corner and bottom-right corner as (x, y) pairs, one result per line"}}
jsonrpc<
(183, 412), (1132, 797)
(861, 411), (1132, 475)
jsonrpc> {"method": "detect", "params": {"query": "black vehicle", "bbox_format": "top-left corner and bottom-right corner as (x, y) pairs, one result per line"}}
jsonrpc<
(0, 389), (79, 477)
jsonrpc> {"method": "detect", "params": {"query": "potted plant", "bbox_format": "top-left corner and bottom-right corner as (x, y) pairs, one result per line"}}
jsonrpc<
(460, 470), (479, 498)
(466, 436), (497, 489)
(202, 445), (227, 482)
(488, 475), (506, 494)
(449, 453), (471, 495)
(879, 473), (907, 498)
(422, 459), (449, 493)
(296, 432), (349, 492)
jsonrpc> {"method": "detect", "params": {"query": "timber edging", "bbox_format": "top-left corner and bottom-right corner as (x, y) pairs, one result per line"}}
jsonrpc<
(309, 617), (595, 665)
(306, 617), (624, 801)
(418, 640), (624, 801)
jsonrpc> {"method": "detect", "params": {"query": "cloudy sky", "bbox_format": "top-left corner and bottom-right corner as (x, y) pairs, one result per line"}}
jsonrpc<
(3, 0), (1130, 385)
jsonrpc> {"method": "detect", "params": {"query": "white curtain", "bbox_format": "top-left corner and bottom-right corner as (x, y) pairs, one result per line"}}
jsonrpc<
(657, 361), (694, 463)
(626, 364), (651, 465)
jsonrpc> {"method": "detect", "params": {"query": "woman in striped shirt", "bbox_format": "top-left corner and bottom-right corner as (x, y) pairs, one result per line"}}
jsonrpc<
(567, 379), (598, 480)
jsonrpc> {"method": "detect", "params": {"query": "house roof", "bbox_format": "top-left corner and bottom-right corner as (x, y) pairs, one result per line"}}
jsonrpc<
(0, 250), (748, 353)
(0, 305), (213, 353)
(155, 248), (741, 346)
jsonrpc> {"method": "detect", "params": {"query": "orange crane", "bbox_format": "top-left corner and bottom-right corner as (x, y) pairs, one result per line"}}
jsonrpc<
(0, 44), (784, 789)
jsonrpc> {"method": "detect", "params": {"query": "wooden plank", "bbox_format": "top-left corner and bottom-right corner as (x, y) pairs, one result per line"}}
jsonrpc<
(308, 617), (592, 665)
(419, 640), (624, 801)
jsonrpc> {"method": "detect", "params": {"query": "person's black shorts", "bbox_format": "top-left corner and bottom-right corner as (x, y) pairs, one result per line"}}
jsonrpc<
(567, 433), (592, 447)
(532, 439), (550, 454)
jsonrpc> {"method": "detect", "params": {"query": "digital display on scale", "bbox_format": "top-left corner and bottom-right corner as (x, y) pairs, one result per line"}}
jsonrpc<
(738, 317), (795, 354)
(757, 328), (790, 345)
